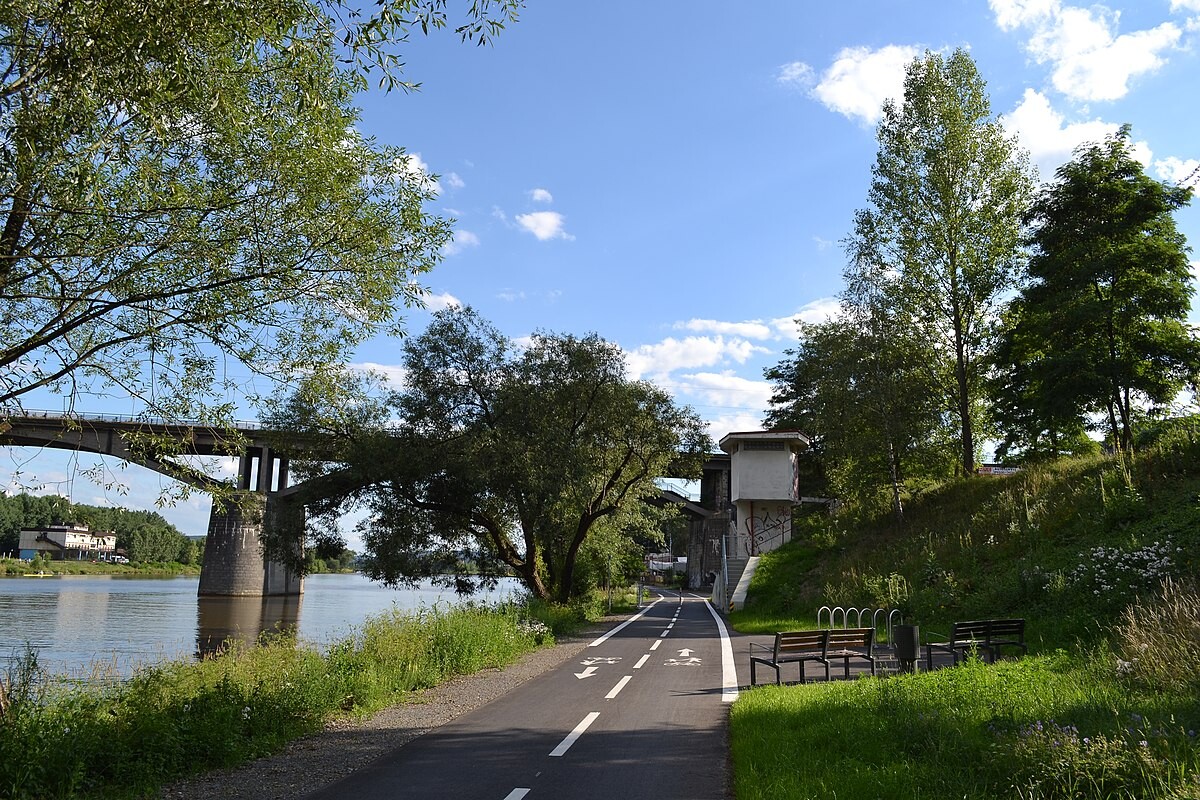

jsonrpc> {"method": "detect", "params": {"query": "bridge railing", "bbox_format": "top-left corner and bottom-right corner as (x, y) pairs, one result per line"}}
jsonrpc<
(10, 409), (265, 431)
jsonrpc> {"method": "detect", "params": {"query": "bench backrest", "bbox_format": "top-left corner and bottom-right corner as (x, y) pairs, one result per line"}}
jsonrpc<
(827, 627), (874, 653)
(774, 630), (829, 659)
(987, 618), (1025, 640)
(949, 620), (993, 641)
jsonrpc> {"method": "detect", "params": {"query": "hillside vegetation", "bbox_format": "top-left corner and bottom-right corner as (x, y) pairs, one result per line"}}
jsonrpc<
(729, 424), (1200, 799)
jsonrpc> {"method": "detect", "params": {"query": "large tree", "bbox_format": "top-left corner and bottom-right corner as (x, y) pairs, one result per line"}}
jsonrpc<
(845, 48), (1034, 476)
(764, 306), (953, 519)
(268, 306), (709, 603)
(1, 0), (520, 428)
(998, 126), (1199, 454)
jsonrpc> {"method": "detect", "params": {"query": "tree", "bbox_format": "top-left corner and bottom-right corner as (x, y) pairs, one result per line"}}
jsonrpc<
(764, 307), (953, 519)
(269, 306), (709, 603)
(1000, 126), (1199, 454)
(845, 49), (1034, 476)
(1, 1), (520, 433)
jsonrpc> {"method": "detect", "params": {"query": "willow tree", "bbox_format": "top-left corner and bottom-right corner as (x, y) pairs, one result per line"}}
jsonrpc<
(269, 307), (709, 603)
(1, 0), (520, 429)
(845, 49), (1034, 476)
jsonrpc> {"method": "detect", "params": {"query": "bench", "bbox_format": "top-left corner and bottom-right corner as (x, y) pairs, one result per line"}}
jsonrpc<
(826, 627), (876, 678)
(925, 618), (1027, 670)
(749, 630), (829, 686)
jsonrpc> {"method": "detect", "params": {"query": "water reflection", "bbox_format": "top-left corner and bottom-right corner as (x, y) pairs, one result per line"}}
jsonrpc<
(196, 595), (303, 657)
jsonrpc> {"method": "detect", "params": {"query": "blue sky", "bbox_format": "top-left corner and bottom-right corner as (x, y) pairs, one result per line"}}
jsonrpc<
(5, 0), (1200, 541)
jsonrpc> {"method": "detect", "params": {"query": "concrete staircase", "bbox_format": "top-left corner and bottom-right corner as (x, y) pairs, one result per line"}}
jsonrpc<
(727, 555), (757, 611)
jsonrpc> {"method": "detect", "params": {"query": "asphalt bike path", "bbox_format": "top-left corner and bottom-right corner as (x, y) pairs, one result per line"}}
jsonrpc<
(306, 591), (738, 800)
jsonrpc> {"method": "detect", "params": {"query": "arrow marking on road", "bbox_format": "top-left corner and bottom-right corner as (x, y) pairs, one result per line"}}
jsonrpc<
(678, 648), (694, 657)
(664, 657), (702, 667)
(575, 666), (598, 679)
(580, 657), (621, 666)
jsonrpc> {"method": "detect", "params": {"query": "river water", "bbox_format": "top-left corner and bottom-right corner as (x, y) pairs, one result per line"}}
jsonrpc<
(0, 573), (523, 679)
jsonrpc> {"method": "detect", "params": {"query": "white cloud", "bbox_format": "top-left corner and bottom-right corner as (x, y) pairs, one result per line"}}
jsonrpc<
(441, 229), (480, 256)
(807, 45), (921, 126)
(769, 298), (842, 338)
(515, 211), (574, 241)
(497, 289), (527, 302)
(529, 188), (554, 203)
(813, 236), (835, 251)
(993, 1), (1182, 102)
(394, 152), (440, 194)
(1155, 156), (1200, 186)
(702, 410), (771, 442)
(1004, 88), (1120, 176)
(989, 0), (1058, 31)
(352, 362), (408, 388)
(776, 61), (816, 87)
(675, 319), (774, 340)
(420, 291), (462, 312)
(676, 371), (775, 411)
(624, 336), (768, 380)
(1170, 0), (1200, 12)
(445, 172), (465, 190)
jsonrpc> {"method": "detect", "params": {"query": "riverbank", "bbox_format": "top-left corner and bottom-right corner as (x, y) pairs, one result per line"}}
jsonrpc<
(159, 621), (613, 800)
(0, 556), (200, 577)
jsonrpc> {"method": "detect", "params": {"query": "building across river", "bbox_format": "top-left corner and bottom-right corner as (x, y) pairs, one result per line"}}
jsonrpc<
(18, 522), (118, 561)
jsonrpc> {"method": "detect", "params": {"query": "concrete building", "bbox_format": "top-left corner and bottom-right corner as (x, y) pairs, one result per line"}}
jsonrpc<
(714, 429), (811, 610)
(18, 522), (117, 561)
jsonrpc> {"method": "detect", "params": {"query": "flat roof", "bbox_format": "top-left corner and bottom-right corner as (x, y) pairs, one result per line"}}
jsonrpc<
(718, 429), (810, 454)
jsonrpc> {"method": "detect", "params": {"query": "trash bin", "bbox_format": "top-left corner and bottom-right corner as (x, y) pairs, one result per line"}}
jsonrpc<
(893, 624), (920, 673)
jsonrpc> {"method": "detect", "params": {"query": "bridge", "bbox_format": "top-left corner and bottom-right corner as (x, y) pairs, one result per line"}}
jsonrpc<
(0, 411), (301, 597)
(2, 413), (811, 609)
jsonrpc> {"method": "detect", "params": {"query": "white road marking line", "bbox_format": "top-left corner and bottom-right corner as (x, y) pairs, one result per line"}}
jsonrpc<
(650, 640), (661, 651)
(589, 599), (662, 647)
(659, 630), (670, 638)
(606, 675), (633, 699)
(503, 790), (530, 800)
(703, 599), (739, 703)
(633, 654), (649, 669)
(550, 712), (600, 757)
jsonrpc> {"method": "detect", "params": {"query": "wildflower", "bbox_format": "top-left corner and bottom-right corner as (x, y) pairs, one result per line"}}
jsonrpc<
(241, 706), (251, 720)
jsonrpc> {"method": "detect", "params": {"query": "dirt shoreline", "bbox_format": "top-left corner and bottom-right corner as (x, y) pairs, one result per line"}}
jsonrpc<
(158, 624), (611, 800)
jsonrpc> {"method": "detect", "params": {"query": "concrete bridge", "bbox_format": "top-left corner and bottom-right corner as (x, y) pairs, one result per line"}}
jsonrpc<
(0, 411), (302, 597)
(2, 413), (813, 609)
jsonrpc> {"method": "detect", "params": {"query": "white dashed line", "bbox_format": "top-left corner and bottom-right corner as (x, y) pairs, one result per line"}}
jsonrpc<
(503, 790), (530, 800)
(650, 640), (661, 650)
(634, 654), (649, 669)
(550, 712), (600, 757)
(606, 676), (633, 699)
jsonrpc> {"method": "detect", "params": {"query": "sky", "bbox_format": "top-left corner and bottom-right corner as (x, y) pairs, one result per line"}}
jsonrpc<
(5, 0), (1200, 543)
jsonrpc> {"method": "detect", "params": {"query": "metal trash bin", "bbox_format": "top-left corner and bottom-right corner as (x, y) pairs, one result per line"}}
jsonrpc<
(893, 624), (920, 673)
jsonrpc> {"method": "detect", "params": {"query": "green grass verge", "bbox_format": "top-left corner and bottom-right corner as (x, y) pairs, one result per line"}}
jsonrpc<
(0, 601), (555, 800)
(732, 654), (1200, 799)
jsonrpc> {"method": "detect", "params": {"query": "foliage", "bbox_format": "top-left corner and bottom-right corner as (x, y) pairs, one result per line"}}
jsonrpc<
(0, 492), (195, 562)
(0, 600), (545, 800)
(765, 310), (956, 518)
(994, 125), (1198, 456)
(844, 48), (1033, 477)
(0, 0), (520, 477)
(268, 306), (709, 604)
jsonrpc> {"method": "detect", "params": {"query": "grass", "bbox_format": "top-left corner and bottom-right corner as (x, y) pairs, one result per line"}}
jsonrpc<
(0, 557), (200, 577)
(0, 599), (558, 800)
(728, 433), (1200, 799)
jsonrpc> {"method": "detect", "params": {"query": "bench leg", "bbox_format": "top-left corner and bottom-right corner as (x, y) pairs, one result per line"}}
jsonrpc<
(798, 661), (806, 684)
(750, 660), (757, 686)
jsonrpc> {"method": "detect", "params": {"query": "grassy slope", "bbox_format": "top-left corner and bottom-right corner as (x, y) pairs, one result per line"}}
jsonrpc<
(728, 431), (1200, 799)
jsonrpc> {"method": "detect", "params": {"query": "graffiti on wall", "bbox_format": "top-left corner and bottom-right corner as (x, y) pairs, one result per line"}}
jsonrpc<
(741, 502), (791, 557)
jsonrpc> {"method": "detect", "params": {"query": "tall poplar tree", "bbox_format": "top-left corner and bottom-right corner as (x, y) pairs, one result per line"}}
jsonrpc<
(845, 49), (1033, 476)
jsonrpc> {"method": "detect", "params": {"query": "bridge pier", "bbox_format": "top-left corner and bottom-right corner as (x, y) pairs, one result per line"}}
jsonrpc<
(198, 446), (303, 597)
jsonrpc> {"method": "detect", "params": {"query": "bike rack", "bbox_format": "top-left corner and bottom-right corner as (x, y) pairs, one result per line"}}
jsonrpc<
(816, 606), (905, 642)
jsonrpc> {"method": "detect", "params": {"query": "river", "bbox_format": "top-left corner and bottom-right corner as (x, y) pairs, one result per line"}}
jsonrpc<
(0, 573), (523, 679)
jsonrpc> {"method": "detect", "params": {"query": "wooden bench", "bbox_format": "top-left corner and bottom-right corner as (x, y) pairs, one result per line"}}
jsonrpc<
(925, 618), (1027, 670)
(826, 627), (876, 679)
(749, 630), (829, 686)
